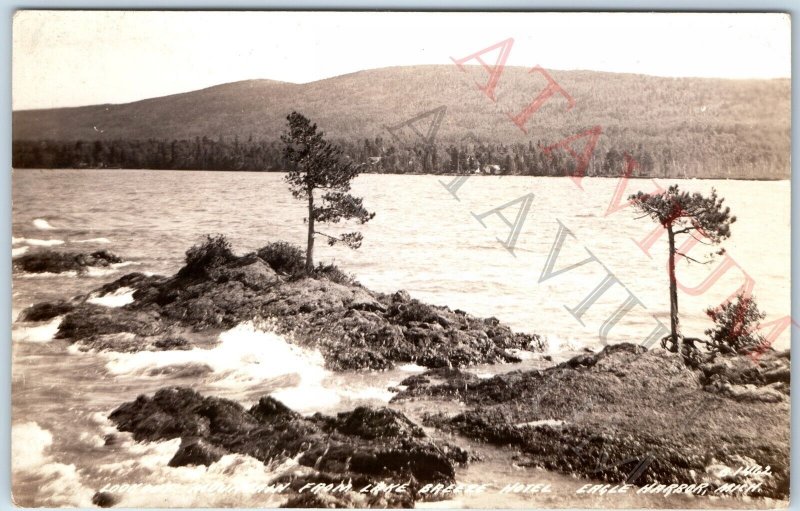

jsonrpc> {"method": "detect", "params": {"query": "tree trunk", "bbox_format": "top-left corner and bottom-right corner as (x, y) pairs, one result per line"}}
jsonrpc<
(667, 225), (680, 350)
(306, 191), (315, 273)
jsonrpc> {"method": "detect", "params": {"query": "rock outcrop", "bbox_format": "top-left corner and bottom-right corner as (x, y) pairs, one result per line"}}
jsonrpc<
(20, 241), (545, 370)
(13, 249), (123, 274)
(394, 344), (790, 500)
(109, 387), (462, 506)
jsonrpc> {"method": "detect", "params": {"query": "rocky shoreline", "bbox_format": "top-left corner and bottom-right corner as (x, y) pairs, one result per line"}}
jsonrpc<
(17, 239), (791, 506)
(394, 344), (790, 500)
(107, 387), (468, 508)
(19, 239), (544, 370)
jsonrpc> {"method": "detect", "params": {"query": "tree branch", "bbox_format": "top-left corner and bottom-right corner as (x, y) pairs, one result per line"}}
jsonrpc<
(676, 251), (711, 264)
(314, 231), (339, 241)
(689, 233), (713, 245)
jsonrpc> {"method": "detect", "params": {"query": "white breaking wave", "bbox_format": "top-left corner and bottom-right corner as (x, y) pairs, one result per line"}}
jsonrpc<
(103, 321), (339, 413)
(543, 335), (588, 354)
(93, 433), (295, 508)
(86, 262), (138, 278)
(13, 316), (62, 343)
(33, 218), (55, 230)
(87, 287), (135, 307)
(15, 415), (296, 508)
(506, 348), (540, 360)
(74, 237), (112, 244)
(12, 422), (94, 507)
(19, 271), (79, 279)
(18, 262), (136, 279)
(397, 363), (426, 373)
(15, 238), (65, 247)
(12, 246), (29, 257)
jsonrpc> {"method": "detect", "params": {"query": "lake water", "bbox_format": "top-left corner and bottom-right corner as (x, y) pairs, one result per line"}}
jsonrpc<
(11, 169), (791, 508)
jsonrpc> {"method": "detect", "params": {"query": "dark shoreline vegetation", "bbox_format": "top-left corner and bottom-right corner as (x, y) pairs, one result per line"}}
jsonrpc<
(14, 164), (790, 184)
(16, 237), (790, 506)
(10, 137), (790, 181)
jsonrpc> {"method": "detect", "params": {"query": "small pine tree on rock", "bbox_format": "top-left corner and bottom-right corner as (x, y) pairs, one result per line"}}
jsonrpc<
(705, 293), (767, 355)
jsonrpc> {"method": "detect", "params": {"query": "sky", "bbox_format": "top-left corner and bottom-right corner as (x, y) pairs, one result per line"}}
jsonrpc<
(12, 11), (792, 110)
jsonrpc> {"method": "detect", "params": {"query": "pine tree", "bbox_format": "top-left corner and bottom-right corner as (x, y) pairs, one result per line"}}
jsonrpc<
(629, 185), (736, 352)
(281, 112), (375, 272)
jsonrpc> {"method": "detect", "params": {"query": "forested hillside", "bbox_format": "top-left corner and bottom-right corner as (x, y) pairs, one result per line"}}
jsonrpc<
(12, 65), (790, 179)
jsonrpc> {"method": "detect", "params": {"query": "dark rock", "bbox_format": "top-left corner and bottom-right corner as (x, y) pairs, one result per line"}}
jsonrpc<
(168, 437), (227, 467)
(108, 387), (460, 505)
(91, 491), (119, 508)
(29, 239), (545, 370)
(700, 350), (790, 392)
(392, 368), (484, 401)
(146, 363), (213, 378)
(392, 290), (411, 302)
(483, 317), (500, 327)
(334, 407), (425, 440)
(414, 344), (789, 500)
(14, 249), (124, 274)
(153, 337), (190, 350)
(277, 473), (414, 508)
(103, 433), (121, 447)
(17, 300), (75, 322)
(56, 304), (164, 341)
(216, 255), (280, 290)
(93, 272), (167, 297)
(89, 250), (124, 264)
(399, 374), (430, 387)
(249, 395), (298, 421)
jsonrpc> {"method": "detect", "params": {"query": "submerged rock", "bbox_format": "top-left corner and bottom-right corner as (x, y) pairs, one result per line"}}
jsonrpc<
(395, 344), (789, 500)
(24, 239), (545, 369)
(153, 337), (191, 351)
(91, 491), (119, 508)
(109, 387), (459, 502)
(13, 249), (123, 274)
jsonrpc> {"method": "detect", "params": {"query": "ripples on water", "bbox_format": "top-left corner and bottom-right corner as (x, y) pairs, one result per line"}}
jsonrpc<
(11, 169), (791, 507)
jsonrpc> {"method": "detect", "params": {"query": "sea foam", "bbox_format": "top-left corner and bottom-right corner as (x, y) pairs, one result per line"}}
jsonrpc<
(33, 218), (56, 230)
(13, 316), (62, 343)
(103, 321), (338, 413)
(74, 237), (112, 244)
(12, 421), (94, 507)
(87, 286), (135, 307)
(15, 238), (65, 247)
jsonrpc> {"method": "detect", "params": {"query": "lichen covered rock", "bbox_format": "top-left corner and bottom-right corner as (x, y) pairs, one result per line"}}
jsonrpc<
(21, 240), (545, 370)
(395, 344), (789, 500)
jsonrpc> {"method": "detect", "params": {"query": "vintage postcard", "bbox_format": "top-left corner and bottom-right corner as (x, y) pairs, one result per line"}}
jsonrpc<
(10, 11), (791, 509)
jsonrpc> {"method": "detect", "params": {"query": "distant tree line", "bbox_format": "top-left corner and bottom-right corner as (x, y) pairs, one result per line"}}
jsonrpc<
(11, 135), (788, 180)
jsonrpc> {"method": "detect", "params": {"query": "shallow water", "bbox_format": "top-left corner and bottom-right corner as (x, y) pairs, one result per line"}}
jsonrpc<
(11, 169), (790, 507)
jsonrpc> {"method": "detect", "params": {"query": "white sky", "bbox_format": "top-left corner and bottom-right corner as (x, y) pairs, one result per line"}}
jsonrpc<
(12, 11), (791, 110)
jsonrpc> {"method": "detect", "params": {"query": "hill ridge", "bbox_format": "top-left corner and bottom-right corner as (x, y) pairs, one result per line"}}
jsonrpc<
(12, 65), (790, 179)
